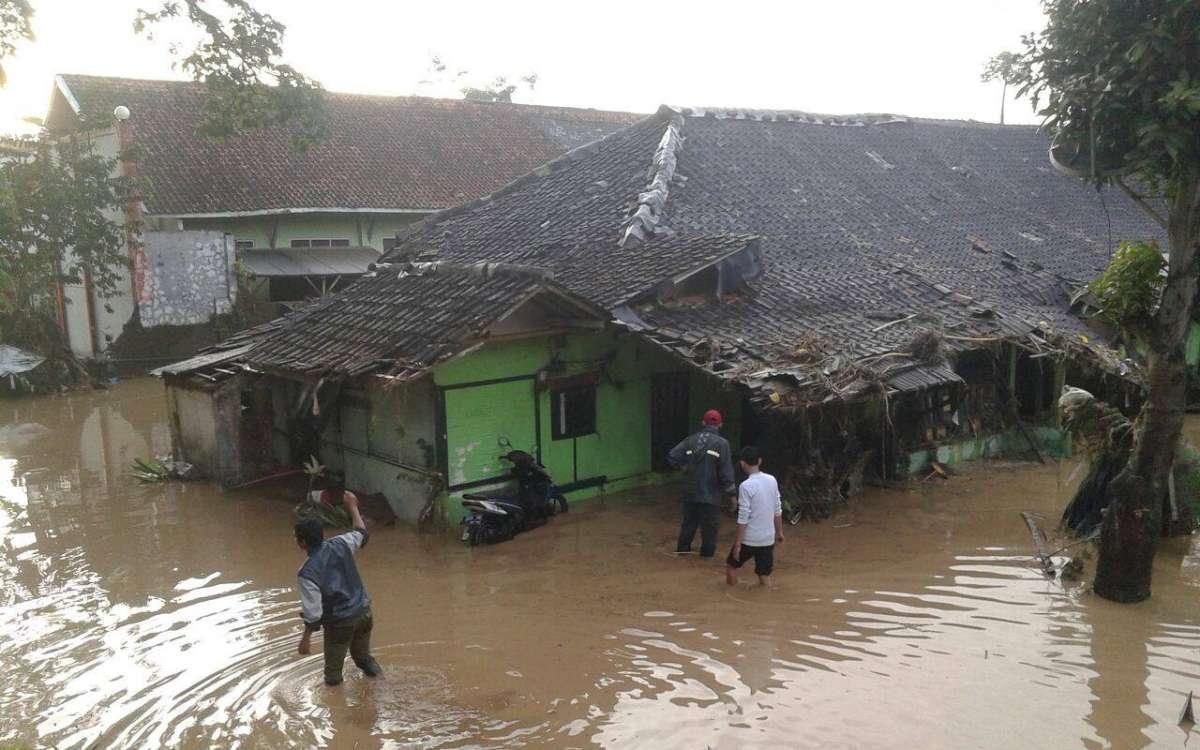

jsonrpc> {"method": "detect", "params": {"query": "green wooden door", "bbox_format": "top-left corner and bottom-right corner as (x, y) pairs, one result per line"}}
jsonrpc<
(443, 379), (538, 488)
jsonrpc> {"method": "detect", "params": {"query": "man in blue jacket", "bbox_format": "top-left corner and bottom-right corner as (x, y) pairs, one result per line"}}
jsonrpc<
(295, 482), (383, 686)
(669, 409), (736, 558)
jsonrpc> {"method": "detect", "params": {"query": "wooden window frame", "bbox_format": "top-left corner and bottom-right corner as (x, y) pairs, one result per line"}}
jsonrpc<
(550, 383), (597, 441)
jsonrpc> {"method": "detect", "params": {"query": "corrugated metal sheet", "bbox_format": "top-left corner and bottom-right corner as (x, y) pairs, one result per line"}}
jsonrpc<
(887, 363), (964, 392)
(240, 247), (381, 277)
(152, 344), (254, 377)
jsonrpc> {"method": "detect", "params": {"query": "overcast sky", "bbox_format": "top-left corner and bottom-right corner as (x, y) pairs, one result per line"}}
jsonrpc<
(0, 0), (1046, 134)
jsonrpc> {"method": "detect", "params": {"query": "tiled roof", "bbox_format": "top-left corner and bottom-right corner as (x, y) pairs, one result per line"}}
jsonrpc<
(241, 263), (552, 378)
(381, 106), (1161, 399)
(49, 74), (640, 215)
(449, 233), (761, 308)
(176, 105), (1160, 400)
(233, 234), (756, 378)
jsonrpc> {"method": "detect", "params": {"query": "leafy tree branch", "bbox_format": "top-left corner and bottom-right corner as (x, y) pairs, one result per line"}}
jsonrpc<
(994, 0), (1200, 603)
(134, 0), (327, 150)
(0, 0), (34, 86)
(423, 53), (538, 103)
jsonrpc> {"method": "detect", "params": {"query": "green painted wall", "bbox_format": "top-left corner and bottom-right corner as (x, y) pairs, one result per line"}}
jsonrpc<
(433, 329), (741, 523)
(905, 425), (1072, 476)
(288, 325), (1078, 530)
(180, 212), (423, 252)
(1188, 323), (1200, 367)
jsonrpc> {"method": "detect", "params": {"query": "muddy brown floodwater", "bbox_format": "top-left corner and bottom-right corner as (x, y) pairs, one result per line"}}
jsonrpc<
(1, 379), (1198, 749)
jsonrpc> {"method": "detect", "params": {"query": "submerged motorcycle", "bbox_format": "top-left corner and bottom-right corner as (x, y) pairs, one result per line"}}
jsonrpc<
(460, 449), (568, 546)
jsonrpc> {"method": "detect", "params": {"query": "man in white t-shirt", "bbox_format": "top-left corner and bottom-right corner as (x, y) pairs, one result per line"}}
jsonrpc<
(726, 446), (784, 588)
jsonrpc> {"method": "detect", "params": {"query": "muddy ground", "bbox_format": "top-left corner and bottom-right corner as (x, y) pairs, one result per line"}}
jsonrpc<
(0, 379), (1197, 749)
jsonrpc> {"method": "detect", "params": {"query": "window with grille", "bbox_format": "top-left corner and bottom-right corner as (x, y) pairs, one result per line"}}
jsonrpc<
(290, 238), (351, 249)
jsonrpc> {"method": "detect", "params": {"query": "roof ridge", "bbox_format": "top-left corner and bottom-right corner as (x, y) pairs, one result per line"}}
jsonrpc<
(620, 109), (685, 247)
(55, 73), (640, 120)
(672, 105), (1037, 130)
(379, 259), (555, 282)
(676, 106), (907, 127)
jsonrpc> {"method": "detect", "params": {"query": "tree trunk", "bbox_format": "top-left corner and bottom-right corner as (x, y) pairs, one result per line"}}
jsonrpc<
(1094, 174), (1200, 603)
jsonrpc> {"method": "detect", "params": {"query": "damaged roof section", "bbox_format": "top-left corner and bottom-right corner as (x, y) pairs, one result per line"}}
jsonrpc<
(241, 262), (581, 379)
(468, 233), (762, 308)
(374, 104), (1160, 404)
(165, 232), (763, 384)
(167, 102), (1162, 404)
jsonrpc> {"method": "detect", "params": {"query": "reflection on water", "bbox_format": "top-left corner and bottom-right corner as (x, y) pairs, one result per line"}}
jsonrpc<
(0, 379), (1198, 749)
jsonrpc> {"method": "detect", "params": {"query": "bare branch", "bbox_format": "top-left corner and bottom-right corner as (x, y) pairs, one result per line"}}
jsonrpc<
(1115, 178), (1168, 229)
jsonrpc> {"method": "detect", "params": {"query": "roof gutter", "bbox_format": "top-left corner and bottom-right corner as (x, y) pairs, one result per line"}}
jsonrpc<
(156, 207), (436, 219)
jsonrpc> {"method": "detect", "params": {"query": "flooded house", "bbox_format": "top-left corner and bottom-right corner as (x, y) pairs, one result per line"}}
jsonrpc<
(158, 105), (1165, 523)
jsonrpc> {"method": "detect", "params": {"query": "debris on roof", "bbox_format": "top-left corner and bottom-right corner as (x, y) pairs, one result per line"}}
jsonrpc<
(164, 103), (1160, 406)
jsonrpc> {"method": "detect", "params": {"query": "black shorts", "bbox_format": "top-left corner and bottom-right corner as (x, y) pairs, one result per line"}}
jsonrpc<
(726, 543), (775, 576)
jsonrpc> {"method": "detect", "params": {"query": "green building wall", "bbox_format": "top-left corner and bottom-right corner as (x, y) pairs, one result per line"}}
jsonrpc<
(310, 327), (742, 525)
(295, 327), (1086, 530)
(432, 329), (741, 523)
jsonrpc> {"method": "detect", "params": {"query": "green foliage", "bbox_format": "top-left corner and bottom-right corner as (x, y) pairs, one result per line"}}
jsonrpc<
(0, 0), (34, 86)
(1087, 240), (1165, 327)
(130, 457), (170, 483)
(0, 132), (133, 352)
(462, 74), (538, 103)
(134, 0), (327, 151)
(426, 54), (538, 103)
(1002, 0), (1200, 190)
(302, 454), (325, 478)
(294, 498), (350, 529)
(980, 51), (1020, 85)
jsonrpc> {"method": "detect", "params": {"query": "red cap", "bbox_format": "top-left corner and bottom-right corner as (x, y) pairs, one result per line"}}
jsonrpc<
(703, 409), (723, 426)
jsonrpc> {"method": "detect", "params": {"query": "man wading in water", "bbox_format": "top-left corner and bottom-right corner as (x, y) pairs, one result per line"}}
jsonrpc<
(726, 446), (784, 588)
(294, 482), (383, 686)
(669, 409), (736, 558)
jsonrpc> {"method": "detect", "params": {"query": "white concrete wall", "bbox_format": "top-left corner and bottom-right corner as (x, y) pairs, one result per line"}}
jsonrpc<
(90, 129), (137, 355)
(62, 280), (93, 359)
(58, 128), (136, 359)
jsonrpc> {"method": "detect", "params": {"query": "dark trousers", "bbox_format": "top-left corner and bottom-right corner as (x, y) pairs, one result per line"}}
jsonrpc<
(677, 502), (720, 557)
(323, 607), (377, 684)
